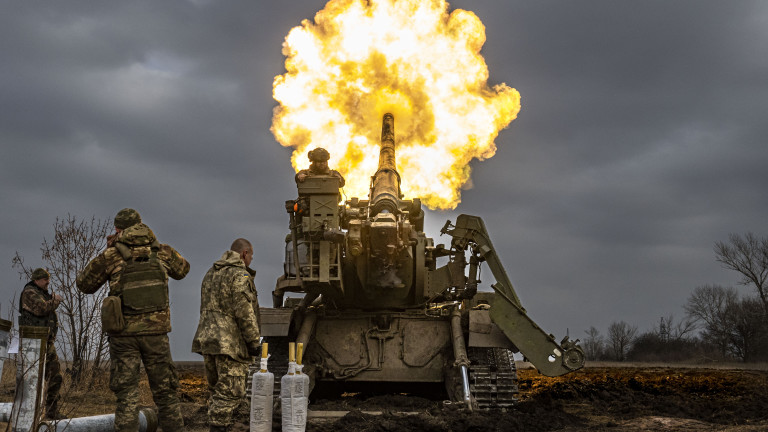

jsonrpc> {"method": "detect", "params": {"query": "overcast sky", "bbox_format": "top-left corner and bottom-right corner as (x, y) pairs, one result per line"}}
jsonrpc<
(2, 1), (767, 361)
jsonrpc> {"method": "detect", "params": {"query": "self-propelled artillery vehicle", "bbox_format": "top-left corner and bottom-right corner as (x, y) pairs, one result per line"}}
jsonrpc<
(261, 113), (584, 409)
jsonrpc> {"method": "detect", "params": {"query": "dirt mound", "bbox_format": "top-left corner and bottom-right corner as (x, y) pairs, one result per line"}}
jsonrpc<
(6, 362), (758, 432)
(277, 366), (768, 432)
(520, 367), (768, 427)
(306, 393), (583, 432)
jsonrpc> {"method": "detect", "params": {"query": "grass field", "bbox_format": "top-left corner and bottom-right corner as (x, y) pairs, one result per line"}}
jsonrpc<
(2, 359), (768, 431)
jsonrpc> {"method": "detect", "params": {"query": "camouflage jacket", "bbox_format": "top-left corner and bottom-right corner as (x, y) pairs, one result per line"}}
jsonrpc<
(295, 168), (346, 187)
(191, 250), (260, 363)
(19, 281), (59, 339)
(76, 223), (190, 336)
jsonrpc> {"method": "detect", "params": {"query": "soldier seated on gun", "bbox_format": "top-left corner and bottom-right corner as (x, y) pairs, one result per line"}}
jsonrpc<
(295, 147), (345, 187)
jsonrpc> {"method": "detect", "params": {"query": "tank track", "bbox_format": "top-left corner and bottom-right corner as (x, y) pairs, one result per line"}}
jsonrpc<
(467, 347), (518, 409)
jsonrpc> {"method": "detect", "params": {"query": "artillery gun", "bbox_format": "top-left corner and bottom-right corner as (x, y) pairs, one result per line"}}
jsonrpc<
(262, 113), (584, 409)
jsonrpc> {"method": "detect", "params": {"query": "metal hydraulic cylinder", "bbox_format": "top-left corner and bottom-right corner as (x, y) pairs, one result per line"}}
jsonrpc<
(450, 309), (472, 411)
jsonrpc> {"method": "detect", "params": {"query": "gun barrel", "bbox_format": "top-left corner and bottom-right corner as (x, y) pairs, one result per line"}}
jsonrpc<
(370, 113), (401, 215)
(379, 113), (396, 171)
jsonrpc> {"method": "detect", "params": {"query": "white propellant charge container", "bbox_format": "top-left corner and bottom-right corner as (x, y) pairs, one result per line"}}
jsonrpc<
(250, 343), (273, 432)
(280, 343), (309, 432)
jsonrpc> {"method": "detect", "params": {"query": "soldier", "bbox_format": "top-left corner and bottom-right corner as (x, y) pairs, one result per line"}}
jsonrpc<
(76, 208), (190, 432)
(295, 147), (346, 186)
(19, 267), (64, 419)
(192, 238), (261, 432)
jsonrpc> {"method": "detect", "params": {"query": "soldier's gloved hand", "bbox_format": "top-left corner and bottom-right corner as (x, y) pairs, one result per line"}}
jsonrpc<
(247, 342), (261, 357)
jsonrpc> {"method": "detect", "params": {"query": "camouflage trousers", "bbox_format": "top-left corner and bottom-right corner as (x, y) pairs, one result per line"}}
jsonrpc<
(203, 354), (249, 428)
(109, 334), (183, 432)
(44, 339), (62, 414)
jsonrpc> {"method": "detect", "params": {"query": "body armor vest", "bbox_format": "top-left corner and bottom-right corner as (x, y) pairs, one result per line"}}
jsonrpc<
(18, 282), (58, 337)
(114, 241), (169, 315)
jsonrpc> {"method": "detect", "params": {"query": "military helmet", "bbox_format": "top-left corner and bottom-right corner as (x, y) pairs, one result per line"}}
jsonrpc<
(114, 208), (142, 229)
(308, 147), (330, 163)
(31, 268), (50, 281)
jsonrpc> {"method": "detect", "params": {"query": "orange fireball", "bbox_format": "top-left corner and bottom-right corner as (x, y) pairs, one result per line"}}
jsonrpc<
(272, 0), (520, 210)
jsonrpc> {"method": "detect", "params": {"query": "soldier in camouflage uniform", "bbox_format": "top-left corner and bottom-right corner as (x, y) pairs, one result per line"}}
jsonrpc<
(295, 147), (346, 186)
(76, 208), (190, 432)
(19, 267), (64, 419)
(192, 238), (261, 432)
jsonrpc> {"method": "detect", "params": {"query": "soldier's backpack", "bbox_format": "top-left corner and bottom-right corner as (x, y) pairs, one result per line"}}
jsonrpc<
(114, 241), (169, 315)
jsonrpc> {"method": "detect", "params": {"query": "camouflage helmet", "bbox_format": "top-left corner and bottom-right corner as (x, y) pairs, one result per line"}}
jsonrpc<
(31, 268), (50, 281)
(114, 208), (142, 229)
(308, 147), (330, 163)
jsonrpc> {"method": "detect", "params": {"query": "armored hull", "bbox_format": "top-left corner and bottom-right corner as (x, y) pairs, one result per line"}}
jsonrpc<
(262, 114), (584, 408)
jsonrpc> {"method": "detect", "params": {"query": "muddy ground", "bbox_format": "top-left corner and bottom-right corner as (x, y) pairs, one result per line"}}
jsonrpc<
(3, 361), (768, 431)
(176, 362), (768, 432)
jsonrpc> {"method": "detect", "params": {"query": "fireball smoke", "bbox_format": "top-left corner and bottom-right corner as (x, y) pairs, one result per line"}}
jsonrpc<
(271, 0), (520, 210)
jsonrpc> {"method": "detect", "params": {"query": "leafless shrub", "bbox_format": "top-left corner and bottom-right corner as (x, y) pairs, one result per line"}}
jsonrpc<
(685, 284), (768, 362)
(607, 321), (638, 361)
(583, 326), (605, 360)
(12, 214), (111, 382)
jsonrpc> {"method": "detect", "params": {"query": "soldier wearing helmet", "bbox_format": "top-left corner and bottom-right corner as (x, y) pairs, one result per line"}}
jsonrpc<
(77, 208), (190, 432)
(19, 267), (63, 419)
(295, 147), (346, 187)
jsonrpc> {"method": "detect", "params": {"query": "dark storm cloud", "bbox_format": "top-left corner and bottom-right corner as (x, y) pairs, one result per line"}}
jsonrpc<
(2, 0), (767, 358)
(0, 1), (304, 353)
(462, 0), (768, 334)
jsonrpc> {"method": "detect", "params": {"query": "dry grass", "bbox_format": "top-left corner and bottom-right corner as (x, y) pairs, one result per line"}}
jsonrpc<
(0, 358), (158, 419)
(514, 360), (768, 371)
(3, 358), (767, 432)
(583, 360), (768, 370)
(0, 359), (208, 430)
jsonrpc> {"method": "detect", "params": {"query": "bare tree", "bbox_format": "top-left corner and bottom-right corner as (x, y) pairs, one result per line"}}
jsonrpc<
(12, 214), (111, 381)
(723, 296), (768, 362)
(714, 233), (768, 315)
(582, 326), (604, 361)
(684, 284), (768, 362)
(684, 284), (738, 358)
(607, 321), (638, 361)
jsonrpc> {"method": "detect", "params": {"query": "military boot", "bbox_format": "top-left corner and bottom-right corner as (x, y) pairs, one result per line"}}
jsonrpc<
(44, 402), (66, 420)
(230, 422), (249, 432)
(209, 425), (228, 432)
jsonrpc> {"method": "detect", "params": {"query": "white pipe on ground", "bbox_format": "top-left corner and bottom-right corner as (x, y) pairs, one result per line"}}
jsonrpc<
(2, 404), (158, 431)
(36, 408), (157, 432)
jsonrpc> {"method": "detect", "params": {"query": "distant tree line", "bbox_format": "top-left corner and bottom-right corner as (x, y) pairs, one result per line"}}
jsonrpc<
(9, 218), (767, 371)
(584, 233), (768, 363)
